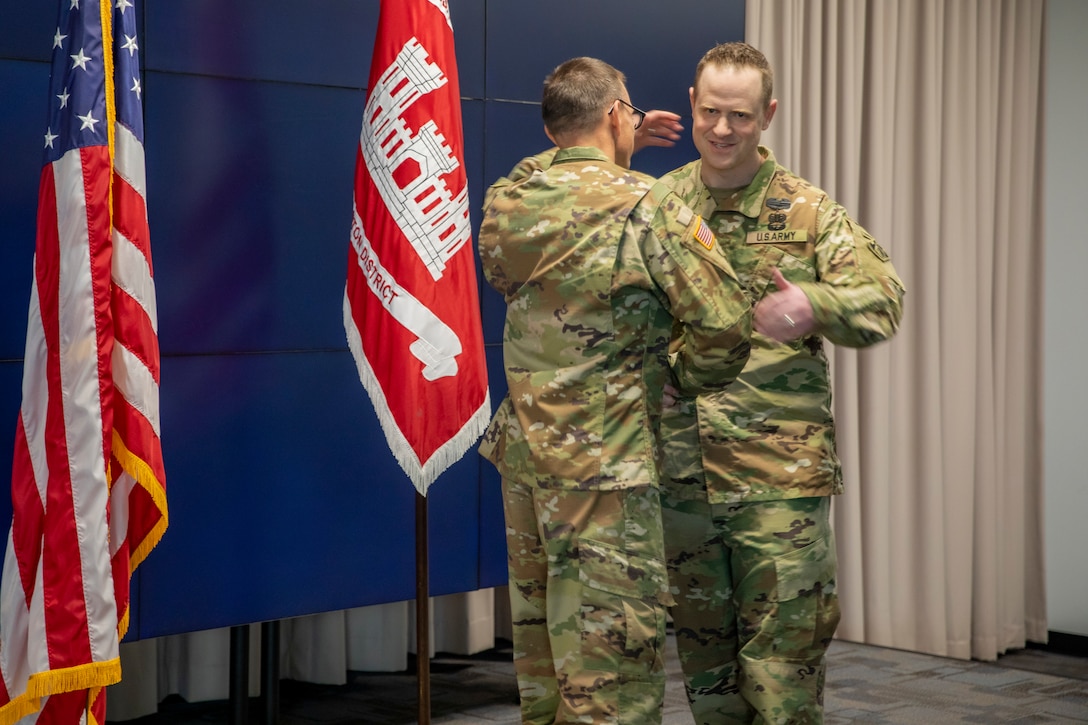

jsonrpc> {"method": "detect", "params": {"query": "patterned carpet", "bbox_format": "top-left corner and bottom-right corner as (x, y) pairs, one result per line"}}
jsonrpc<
(824, 640), (1088, 724)
(121, 636), (1088, 724)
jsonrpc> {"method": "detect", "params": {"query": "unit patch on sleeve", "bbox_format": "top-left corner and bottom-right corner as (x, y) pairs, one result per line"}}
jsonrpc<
(869, 239), (891, 261)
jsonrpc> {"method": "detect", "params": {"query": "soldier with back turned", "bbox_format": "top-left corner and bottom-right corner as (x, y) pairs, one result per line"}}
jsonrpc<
(477, 56), (753, 725)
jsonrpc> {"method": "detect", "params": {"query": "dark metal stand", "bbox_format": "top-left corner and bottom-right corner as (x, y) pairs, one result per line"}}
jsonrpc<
(229, 625), (249, 725)
(260, 621), (281, 725)
(416, 491), (431, 725)
(228, 621), (281, 725)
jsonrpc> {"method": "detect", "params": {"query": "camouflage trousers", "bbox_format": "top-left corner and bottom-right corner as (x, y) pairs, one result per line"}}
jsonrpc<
(661, 493), (841, 725)
(501, 477), (674, 724)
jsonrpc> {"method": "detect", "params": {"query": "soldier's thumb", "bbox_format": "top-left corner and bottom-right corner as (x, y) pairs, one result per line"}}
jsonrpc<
(771, 267), (791, 290)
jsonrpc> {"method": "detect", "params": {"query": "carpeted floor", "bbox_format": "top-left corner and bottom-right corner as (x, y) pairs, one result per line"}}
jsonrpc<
(115, 636), (1088, 724)
(824, 640), (1088, 724)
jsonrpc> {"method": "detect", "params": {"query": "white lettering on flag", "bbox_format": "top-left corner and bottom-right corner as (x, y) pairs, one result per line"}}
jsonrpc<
(350, 209), (462, 381)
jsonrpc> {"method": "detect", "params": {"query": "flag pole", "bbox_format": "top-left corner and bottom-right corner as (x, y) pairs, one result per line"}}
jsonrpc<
(416, 491), (431, 724)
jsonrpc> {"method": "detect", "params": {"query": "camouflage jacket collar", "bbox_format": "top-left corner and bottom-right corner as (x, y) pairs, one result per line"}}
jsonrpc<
(553, 145), (612, 166)
(700, 146), (779, 219)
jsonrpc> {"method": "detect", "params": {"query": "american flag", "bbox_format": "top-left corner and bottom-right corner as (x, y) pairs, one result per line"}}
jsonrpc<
(693, 217), (716, 251)
(0, 0), (166, 722)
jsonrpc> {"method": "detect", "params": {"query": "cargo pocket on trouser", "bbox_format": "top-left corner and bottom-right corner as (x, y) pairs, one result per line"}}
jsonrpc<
(740, 534), (841, 722)
(577, 539), (668, 681)
(770, 533), (841, 660)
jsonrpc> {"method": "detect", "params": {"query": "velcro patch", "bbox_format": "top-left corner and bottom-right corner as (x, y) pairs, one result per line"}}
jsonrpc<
(868, 239), (891, 261)
(745, 229), (809, 244)
(693, 217), (715, 250)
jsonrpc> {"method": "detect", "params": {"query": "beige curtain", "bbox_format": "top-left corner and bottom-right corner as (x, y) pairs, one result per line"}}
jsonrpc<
(747, 0), (1047, 661)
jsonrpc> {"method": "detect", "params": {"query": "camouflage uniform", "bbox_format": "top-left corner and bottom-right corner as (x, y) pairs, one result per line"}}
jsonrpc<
(659, 148), (905, 724)
(478, 146), (752, 724)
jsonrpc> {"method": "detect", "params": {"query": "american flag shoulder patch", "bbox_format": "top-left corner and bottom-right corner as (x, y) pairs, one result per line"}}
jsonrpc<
(693, 216), (715, 250)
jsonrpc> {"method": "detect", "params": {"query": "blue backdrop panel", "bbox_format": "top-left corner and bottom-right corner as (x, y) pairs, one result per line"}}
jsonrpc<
(0, 364), (19, 518)
(144, 71), (363, 354)
(144, 32), (487, 359)
(478, 101), (546, 346)
(0, 61), (49, 359)
(486, 0), (745, 180)
(0, 6), (54, 63)
(450, 1), (487, 101)
(142, 0), (486, 98)
(0, 1), (744, 641)
(461, 99), (487, 246)
(144, 1), (376, 88)
(486, 0), (744, 106)
(480, 100), (552, 196)
(133, 350), (494, 638)
(476, 347), (510, 583)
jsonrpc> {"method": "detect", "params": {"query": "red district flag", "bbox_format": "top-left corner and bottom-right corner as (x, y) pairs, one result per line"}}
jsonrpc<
(0, 1), (167, 723)
(344, 0), (490, 494)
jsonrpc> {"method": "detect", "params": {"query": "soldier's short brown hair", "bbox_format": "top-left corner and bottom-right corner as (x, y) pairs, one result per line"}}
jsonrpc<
(542, 57), (627, 139)
(693, 42), (774, 110)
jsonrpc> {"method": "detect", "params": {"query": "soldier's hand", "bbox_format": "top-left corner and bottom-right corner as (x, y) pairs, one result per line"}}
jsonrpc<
(635, 110), (684, 152)
(754, 268), (815, 342)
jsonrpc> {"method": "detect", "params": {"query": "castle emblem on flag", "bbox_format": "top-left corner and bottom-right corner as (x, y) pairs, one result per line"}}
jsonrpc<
(361, 38), (471, 282)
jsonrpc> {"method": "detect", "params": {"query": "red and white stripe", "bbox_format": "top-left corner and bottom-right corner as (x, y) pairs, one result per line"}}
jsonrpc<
(0, 3), (166, 722)
(108, 120), (166, 638)
(1, 145), (121, 723)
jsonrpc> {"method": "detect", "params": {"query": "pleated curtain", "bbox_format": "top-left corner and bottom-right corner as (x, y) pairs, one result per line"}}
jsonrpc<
(747, 0), (1047, 661)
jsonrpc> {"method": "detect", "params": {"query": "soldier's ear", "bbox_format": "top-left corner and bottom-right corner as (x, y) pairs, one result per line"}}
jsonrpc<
(606, 100), (623, 134)
(762, 98), (778, 129)
(607, 105), (627, 154)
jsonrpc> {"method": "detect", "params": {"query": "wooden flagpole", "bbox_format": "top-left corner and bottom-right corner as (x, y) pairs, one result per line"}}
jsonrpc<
(416, 491), (431, 724)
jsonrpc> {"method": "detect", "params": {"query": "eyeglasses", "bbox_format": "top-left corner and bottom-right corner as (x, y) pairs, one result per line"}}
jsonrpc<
(610, 98), (646, 130)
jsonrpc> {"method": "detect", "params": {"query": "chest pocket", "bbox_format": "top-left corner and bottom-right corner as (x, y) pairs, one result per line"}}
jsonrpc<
(740, 239), (817, 302)
(740, 186), (819, 301)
